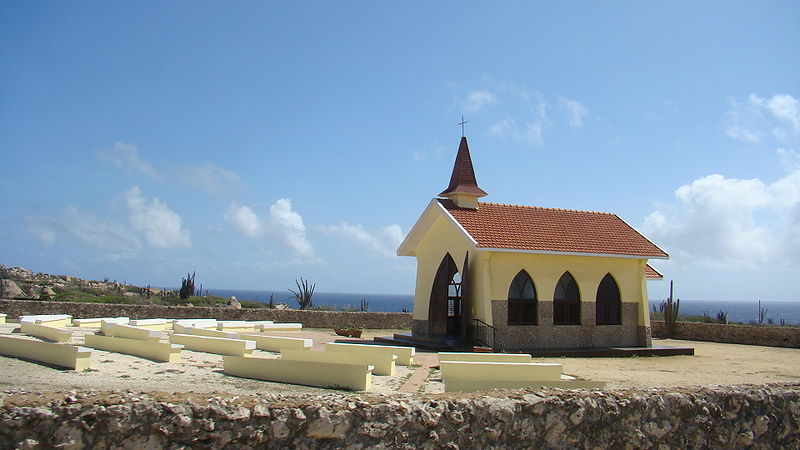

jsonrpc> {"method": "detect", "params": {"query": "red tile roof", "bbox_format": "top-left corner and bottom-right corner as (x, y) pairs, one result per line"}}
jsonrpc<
(644, 264), (664, 279)
(440, 199), (668, 258)
(439, 137), (488, 198)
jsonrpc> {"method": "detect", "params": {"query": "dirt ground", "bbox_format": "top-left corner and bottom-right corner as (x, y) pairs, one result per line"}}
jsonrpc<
(1, 322), (798, 396)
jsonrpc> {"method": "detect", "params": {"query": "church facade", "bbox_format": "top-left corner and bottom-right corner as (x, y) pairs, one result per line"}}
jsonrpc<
(397, 137), (667, 350)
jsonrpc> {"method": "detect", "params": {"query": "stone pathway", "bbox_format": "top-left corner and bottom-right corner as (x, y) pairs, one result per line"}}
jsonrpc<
(399, 352), (437, 393)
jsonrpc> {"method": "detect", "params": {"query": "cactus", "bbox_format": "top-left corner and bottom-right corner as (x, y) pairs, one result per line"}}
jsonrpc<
(660, 280), (680, 337)
(179, 271), (196, 300)
(268, 293), (275, 309)
(360, 298), (369, 312)
(288, 278), (315, 310)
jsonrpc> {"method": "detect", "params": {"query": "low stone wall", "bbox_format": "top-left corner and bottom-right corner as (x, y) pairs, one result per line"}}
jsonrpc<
(651, 320), (800, 348)
(0, 299), (412, 330)
(1, 384), (798, 448)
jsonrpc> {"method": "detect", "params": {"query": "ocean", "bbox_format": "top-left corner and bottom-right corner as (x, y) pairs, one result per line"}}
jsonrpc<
(204, 288), (800, 325)
(206, 289), (415, 313)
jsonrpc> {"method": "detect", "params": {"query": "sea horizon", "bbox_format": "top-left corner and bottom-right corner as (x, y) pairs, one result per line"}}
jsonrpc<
(193, 287), (800, 324)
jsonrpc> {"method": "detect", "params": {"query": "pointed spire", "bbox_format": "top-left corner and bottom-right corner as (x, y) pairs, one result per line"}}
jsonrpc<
(439, 137), (487, 209)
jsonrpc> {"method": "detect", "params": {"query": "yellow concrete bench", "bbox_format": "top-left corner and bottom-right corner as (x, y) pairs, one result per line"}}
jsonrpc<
(170, 334), (255, 356)
(176, 325), (240, 339)
(444, 379), (606, 392)
(258, 323), (303, 332)
(101, 323), (162, 342)
(128, 319), (170, 330)
(0, 313), (6, 324)
(72, 317), (129, 328)
(439, 352), (533, 363)
(20, 315), (72, 328)
(440, 361), (563, 382)
(325, 343), (415, 365)
(216, 321), (258, 331)
(20, 322), (73, 343)
(281, 349), (396, 376)
(224, 356), (373, 391)
(0, 335), (91, 371)
(174, 319), (217, 329)
(238, 334), (312, 352)
(84, 334), (183, 363)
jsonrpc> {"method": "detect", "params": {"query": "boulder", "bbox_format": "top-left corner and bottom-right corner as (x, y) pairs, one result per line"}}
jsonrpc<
(0, 279), (24, 299)
(40, 286), (56, 300)
(228, 296), (242, 309)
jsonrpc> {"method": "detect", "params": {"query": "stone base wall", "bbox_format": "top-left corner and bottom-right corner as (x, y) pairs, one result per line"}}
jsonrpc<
(411, 319), (427, 336)
(0, 299), (412, 330)
(490, 300), (644, 350)
(1, 384), (798, 448)
(652, 320), (800, 348)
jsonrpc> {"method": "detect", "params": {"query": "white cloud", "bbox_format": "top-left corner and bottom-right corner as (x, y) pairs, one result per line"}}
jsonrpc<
(225, 204), (262, 238)
(123, 186), (191, 249)
(181, 163), (242, 195)
(778, 148), (800, 170)
(319, 222), (405, 257)
(268, 199), (314, 257)
(749, 94), (800, 133)
(490, 117), (544, 144)
(224, 198), (314, 257)
(461, 90), (497, 113)
(644, 169), (800, 267)
(97, 142), (160, 179)
(725, 94), (800, 144)
(28, 207), (141, 251)
(558, 97), (588, 128)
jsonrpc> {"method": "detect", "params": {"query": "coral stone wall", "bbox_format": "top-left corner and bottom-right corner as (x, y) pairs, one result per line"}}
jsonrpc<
(0, 299), (412, 330)
(1, 384), (798, 448)
(651, 320), (800, 348)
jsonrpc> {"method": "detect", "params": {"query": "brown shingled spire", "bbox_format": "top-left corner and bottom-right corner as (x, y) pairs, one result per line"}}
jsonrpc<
(439, 137), (487, 209)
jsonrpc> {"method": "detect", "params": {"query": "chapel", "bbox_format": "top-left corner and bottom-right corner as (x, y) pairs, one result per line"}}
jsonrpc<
(396, 136), (668, 350)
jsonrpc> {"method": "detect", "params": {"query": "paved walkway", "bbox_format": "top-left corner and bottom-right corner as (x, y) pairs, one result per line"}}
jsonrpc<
(399, 351), (438, 393)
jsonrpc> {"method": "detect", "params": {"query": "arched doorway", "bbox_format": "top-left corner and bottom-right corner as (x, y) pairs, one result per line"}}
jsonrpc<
(428, 253), (461, 336)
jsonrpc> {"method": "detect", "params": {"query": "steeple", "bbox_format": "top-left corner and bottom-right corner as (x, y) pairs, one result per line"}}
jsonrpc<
(439, 136), (487, 209)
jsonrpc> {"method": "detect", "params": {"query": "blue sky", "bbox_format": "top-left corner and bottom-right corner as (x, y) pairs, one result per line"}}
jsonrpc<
(1, 2), (798, 301)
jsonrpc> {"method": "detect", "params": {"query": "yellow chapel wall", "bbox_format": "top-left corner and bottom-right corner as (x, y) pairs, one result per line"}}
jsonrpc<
(486, 252), (649, 326)
(411, 215), (474, 323)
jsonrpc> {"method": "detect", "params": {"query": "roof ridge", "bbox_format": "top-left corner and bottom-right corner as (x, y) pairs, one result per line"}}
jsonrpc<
(477, 201), (614, 215)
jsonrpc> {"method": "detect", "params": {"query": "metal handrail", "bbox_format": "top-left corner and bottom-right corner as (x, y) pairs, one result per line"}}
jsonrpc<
(471, 318), (497, 349)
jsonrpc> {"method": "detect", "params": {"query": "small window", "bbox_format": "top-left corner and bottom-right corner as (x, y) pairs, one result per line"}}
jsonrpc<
(553, 272), (581, 325)
(508, 270), (537, 325)
(596, 273), (621, 325)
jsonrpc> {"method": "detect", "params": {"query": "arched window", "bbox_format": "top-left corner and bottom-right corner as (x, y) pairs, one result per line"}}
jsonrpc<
(553, 272), (581, 325)
(596, 273), (621, 325)
(507, 270), (537, 325)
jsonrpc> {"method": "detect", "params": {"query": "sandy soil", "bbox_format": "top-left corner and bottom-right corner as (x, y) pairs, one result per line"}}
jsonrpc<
(1, 322), (798, 396)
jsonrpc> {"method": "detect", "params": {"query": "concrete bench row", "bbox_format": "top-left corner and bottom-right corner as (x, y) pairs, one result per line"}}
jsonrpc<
(87, 322), (184, 363)
(0, 335), (91, 371)
(438, 352), (604, 392)
(19, 314), (73, 328)
(223, 343), (416, 391)
(20, 322), (74, 343)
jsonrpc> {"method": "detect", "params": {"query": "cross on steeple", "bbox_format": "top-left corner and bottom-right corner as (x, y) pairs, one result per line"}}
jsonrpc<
(458, 116), (468, 137)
